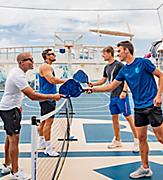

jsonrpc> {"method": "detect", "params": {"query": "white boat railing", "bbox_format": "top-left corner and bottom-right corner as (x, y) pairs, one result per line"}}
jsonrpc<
(0, 45), (105, 63)
(0, 45), (108, 91)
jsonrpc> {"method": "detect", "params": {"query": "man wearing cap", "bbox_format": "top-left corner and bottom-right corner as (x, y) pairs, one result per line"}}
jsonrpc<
(37, 48), (66, 157)
(0, 52), (62, 180)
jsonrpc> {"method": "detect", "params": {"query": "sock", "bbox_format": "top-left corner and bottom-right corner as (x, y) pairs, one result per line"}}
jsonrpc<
(134, 138), (139, 144)
(46, 141), (52, 151)
(38, 136), (45, 146)
(141, 166), (150, 170)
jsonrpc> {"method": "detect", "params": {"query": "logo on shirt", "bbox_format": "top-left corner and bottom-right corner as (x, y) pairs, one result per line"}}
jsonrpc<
(135, 67), (140, 73)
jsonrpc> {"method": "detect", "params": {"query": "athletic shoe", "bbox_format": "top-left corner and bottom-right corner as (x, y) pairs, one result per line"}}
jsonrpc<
(1, 164), (11, 174)
(132, 138), (139, 153)
(44, 148), (59, 157)
(107, 137), (122, 149)
(130, 166), (153, 179)
(10, 169), (31, 179)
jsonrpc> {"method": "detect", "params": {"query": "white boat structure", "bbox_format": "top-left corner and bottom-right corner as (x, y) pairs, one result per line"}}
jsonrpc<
(0, 28), (163, 180)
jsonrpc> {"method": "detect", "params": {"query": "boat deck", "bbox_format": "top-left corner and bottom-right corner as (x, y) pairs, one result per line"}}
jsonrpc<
(0, 92), (163, 180)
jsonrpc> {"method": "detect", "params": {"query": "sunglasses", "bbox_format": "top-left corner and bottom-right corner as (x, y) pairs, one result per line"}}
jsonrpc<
(47, 53), (55, 56)
(21, 58), (34, 63)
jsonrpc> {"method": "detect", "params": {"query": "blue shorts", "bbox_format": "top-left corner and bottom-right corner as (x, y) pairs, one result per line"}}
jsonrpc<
(109, 96), (131, 116)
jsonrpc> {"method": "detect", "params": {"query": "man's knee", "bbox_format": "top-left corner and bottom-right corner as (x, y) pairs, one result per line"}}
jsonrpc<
(8, 134), (19, 144)
(45, 119), (53, 127)
(153, 130), (163, 144)
(137, 134), (147, 142)
(157, 137), (163, 144)
(125, 115), (133, 122)
(153, 124), (163, 144)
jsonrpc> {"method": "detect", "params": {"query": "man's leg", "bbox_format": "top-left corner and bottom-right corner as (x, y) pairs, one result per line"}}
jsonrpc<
(135, 126), (149, 168)
(109, 98), (121, 143)
(130, 126), (153, 178)
(108, 114), (122, 148)
(43, 118), (59, 157)
(38, 100), (56, 150)
(119, 96), (139, 152)
(150, 107), (163, 144)
(125, 115), (139, 152)
(4, 136), (10, 166)
(112, 114), (120, 141)
(1, 136), (11, 174)
(153, 123), (163, 144)
(8, 134), (19, 173)
(120, 96), (137, 138)
(43, 118), (53, 141)
(38, 121), (45, 137)
(38, 121), (46, 149)
(8, 133), (31, 179)
(125, 115), (137, 139)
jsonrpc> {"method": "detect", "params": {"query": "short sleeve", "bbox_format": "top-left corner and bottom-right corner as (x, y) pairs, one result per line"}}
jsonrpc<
(103, 66), (108, 77)
(115, 67), (125, 82)
(115, 62), (124, 74)
(143, 59), (156, 73)
(14, 73), (29, 90)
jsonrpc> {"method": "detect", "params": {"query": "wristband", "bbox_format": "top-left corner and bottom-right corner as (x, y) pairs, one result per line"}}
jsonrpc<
(122, 90), (127, 93)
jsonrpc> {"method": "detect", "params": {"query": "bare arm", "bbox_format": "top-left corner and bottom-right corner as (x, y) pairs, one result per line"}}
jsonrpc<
(122, 81), (128, 92)
(22, 86), (61, 101)
(119, 81), (128, 99)
(89, 77), (107, 87)
(40, 64), (65, 84)
(153, 68), (163, 106)
(93, 79), (122, 92)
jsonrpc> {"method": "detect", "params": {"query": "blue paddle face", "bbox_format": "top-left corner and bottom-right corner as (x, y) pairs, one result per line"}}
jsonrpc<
(59, 79), (84, 98)
(73, 70), (89, 83)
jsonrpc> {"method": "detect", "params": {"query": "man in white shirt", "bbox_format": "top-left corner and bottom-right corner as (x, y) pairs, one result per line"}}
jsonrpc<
(0, 52), (62, 180)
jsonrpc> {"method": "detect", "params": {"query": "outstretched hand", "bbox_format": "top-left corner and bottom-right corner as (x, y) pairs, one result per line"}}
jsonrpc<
(52, 94), (62, 101)
(88, 82), (93, 87)
(84, 88), (93, 94)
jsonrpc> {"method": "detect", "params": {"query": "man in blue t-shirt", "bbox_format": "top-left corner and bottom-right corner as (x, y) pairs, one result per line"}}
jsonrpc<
(89, 41), (163, 179)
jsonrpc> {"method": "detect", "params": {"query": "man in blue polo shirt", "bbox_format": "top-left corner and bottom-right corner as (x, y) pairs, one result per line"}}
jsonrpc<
(89, 41), (163, 179)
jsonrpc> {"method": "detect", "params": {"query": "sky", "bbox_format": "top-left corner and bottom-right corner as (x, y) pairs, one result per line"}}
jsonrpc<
(0, 0), (163, 56)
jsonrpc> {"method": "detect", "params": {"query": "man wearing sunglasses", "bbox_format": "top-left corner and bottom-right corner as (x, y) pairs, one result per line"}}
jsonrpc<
(0, 52), (62, 179)
(37, 48), (66, 157)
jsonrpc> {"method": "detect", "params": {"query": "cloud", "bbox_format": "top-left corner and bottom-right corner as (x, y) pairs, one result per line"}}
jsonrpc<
(0, 0), (162, 55)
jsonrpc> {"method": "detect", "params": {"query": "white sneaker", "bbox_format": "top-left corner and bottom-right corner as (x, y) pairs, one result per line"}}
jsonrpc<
(10, 169), (31, 180)
(44, 148), (59, 157)
(132, 138), (139, 153)
(1, 164), (11, 174)
(130, 166), (153, 179)
(108, 137), (122, 149)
